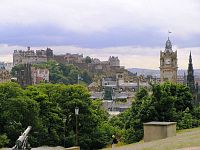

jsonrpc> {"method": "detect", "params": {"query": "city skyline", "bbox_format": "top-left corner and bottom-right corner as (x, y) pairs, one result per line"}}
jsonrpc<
(0, 0), (200, 69)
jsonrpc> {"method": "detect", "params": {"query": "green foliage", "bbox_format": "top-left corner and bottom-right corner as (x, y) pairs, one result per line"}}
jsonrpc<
(85, 56), (92, 64)
(110, 82), (197, 144)
(177, 107), (193, 129)
(0, 82), (109, 150)
(1, 81), (198, 149)
(31, 60), (92, 85)
(10, 64), (24, 77)
(0, 134), (9, 148)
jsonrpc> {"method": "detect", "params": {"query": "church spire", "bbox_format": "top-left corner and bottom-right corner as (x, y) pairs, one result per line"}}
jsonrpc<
(187, 51), (195, 94)
(189, 51), (192, 63)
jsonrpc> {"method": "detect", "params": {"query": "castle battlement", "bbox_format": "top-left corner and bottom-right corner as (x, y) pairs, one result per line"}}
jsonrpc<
(13, 47), (53, 66)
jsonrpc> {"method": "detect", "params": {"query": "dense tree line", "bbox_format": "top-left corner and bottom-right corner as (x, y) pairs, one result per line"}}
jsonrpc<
(109, 82), (200, 144)
(1, 81), (200, 148)
(11, 60), (93, 85)
(0, 82), (114, 149)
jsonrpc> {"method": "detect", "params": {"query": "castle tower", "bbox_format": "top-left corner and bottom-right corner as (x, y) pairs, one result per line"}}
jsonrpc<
(187, 51), (195, 92)
(160, 37), (178, 83)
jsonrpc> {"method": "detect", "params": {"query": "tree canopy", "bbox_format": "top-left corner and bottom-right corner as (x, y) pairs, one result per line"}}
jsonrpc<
(11, 61), (92, 85)
(109, 82), (199, 144)
(0, 82), (111, 149)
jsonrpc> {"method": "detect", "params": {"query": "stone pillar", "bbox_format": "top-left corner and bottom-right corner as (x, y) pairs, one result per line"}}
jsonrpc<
(143, 121), (176, 142)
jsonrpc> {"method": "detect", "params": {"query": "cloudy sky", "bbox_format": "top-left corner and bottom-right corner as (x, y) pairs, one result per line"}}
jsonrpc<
(0, 0), (200, 69)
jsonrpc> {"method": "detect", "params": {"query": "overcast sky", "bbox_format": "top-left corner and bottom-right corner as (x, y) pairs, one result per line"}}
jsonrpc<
(0, 0), (200, 69)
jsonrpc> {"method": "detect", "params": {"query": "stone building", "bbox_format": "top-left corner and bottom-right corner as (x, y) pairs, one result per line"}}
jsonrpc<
(0, 69), (10, 83)
(109, 56), (120, 66)
(13, 47), (53, 66)
(54, 53), (84, 64)
(32, 67), (49, 84)
(16, 63), (32, 87)
(160, 38), (178, 83)
(16, 64), (49, 87)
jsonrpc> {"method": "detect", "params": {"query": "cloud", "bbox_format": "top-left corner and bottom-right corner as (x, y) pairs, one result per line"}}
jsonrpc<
(0, 0), (200, 69)
(0, 0), (199, 36)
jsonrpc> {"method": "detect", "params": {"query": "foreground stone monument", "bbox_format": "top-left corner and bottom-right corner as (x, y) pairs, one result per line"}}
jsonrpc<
(143, 122), (176, 142)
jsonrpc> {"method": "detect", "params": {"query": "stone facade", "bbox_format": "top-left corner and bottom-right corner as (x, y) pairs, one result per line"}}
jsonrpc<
(160, 38), (178, 83)
(16, 64), (49, 87)
(54, 53), (84, 64)
(0, 69), (11, 83)
(109, 56), (120, 66)
(54, 53), (123, 78)
(13, 47), (53, 66)
(32, 68), (49, 84)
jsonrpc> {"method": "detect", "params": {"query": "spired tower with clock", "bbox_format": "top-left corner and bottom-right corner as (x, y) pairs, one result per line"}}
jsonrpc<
(160, 37), (178, 83)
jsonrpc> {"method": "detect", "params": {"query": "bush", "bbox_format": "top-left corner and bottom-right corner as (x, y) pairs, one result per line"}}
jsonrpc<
(0, 134), (9, 148)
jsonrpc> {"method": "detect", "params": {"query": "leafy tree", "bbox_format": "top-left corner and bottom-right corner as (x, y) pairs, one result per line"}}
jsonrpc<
(30, 61), (93, 85)
(85, 56), (92, 64)
(10, 64), (24, 77)
(110, 82), (195, 144)
(177, 107), (193, 129)
(0, 82), (40, 147)
(24, 83), (110, 149)
(0, 134), (9, 148)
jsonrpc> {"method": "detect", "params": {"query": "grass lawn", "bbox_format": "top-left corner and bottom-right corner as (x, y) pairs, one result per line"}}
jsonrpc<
(103, 127), (200, 150)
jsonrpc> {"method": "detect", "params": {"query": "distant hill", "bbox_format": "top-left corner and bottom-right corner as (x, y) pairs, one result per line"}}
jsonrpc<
(128, 68), (200, 77)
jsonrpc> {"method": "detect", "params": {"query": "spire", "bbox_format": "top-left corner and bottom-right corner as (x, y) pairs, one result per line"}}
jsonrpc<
(187, 51), (195, 94)
(189, 51), (192, 63)
(165, 37), (172, 52)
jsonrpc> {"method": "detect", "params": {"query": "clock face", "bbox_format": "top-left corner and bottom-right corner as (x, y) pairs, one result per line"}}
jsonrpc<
(165, 58), (171, 65)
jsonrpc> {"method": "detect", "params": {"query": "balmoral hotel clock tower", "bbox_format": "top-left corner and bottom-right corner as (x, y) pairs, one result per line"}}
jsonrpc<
(160, 37), (178, 83)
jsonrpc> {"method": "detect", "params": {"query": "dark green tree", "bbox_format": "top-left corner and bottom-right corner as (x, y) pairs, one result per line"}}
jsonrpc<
(85, 56), (92, 64)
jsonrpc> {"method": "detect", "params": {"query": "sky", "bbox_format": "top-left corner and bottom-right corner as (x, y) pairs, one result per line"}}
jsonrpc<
(0, 0), (200, 69)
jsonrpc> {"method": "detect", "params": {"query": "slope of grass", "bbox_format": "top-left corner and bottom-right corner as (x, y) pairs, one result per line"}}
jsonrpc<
(103, 127), (200, 150)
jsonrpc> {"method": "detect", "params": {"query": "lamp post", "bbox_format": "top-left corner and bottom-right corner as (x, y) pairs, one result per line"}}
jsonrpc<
(75, 107), (79, 146)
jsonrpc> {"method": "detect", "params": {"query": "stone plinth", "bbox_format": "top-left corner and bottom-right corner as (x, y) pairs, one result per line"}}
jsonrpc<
(143, 121), (176, 142)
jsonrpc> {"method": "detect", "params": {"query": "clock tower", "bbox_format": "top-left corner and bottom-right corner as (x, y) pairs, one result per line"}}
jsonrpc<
(160, 37), (177, 83)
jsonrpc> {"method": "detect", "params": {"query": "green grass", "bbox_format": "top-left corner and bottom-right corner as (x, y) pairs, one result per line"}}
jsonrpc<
(103, 127), (200, 150)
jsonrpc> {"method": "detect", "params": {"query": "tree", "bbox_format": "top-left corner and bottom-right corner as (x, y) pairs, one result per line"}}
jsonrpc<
(30, 61), (93, 85)
(24, 83), (110, 149)
(0, 134), (9, 148)
(85, 56), (92, 64)
(110, 82), (195, 144)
